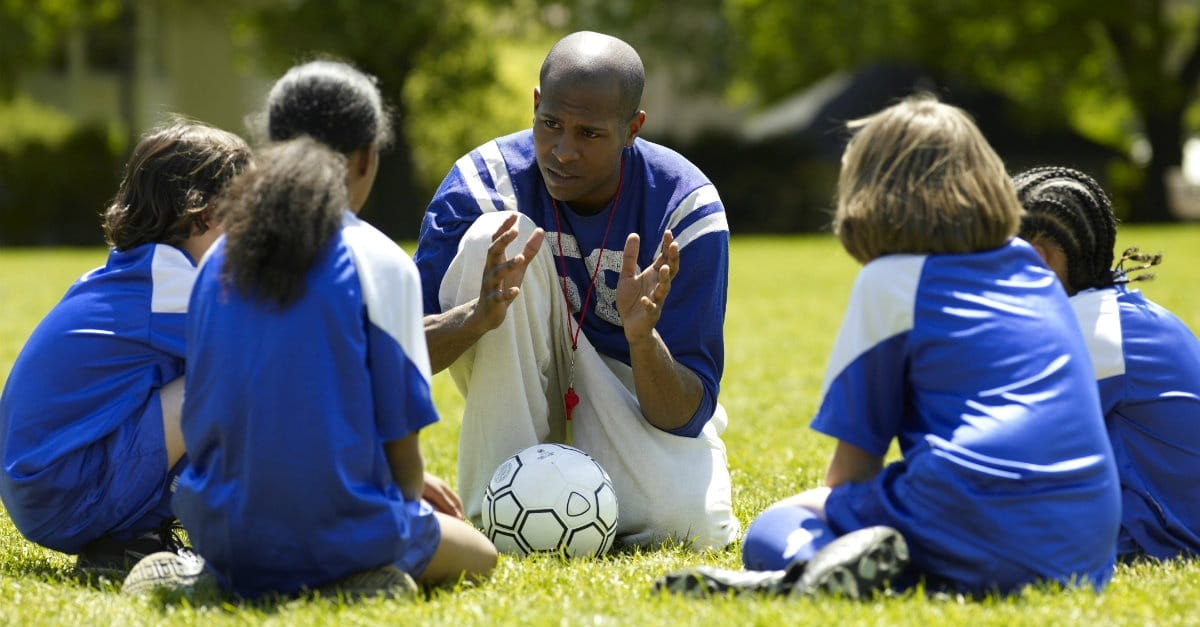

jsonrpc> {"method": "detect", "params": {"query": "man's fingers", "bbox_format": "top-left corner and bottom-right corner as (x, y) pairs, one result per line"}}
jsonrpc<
(523, 228), (545, 259)
(621, 233), (641, 278)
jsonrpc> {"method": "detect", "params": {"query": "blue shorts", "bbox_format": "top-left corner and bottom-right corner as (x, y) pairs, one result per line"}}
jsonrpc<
(10, 391), (177, 554)
(825, 462), (1083, 596)
(396, 499), (441, 579)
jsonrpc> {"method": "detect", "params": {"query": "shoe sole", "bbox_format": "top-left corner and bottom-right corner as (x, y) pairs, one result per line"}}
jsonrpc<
(796, 526), (909, 599)
(122, 551), (209, 597)
(314, 565), (420, 601)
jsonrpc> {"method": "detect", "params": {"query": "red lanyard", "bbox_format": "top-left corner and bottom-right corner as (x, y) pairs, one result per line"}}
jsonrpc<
(548, 158), (624, 431)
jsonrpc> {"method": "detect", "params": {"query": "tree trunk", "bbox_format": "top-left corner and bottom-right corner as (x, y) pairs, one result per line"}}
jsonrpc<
(360, 98), (423, 241)
(1133, 108), (1184, 223)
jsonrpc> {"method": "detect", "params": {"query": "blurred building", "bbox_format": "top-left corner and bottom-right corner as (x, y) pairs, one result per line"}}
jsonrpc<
(21, 0), (270, 140)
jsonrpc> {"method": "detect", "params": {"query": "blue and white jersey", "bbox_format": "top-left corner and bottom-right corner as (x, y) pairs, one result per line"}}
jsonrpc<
(0, 244), (194, 543)
(1070, 284), (1200, 560)
(414, 130), (728, 436)
(175, 211), (439, 597)
(813, 239), (1120, 591)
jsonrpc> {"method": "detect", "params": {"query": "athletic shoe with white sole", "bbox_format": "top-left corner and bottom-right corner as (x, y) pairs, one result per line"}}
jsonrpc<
(653, 525), (909, 600)
(653, 560), (805, 597)
(793, 525), (909, 599)
(313, 565), (420, 601)
(121, 550), (214, 599)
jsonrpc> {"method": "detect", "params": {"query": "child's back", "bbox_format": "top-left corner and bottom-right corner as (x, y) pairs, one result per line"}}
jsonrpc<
(816, 240), (1119, 593)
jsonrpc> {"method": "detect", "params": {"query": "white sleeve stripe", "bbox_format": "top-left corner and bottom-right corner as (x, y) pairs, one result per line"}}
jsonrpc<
(150, 245), (198, 313)
(341, 212), (433, 382)
(820, 255), (925, 398)
(1070, 289), (1125, 380)
(455, 146), (501, 215)
(477, 140), (518, 213)
(672, 211), (729, 251)
(665, 184), (722, 232)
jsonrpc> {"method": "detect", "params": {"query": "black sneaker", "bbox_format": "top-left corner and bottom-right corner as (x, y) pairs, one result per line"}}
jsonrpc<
(76, 519), (195, 580)
(653, 559), (806, 597)
(793, 525), (909, 599)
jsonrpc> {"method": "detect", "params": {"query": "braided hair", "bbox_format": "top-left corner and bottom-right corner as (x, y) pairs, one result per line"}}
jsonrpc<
(1013, 166), (1160, 293)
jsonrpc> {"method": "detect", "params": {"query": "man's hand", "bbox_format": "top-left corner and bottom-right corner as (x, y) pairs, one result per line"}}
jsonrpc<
(425, 213), (544, 373)
(616, 231), (678, 343)
(422, 472), (465, 519)
(471, 213), (545, 333)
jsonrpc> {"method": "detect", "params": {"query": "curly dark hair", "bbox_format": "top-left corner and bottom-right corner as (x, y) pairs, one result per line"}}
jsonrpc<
(262, 59), (392, 155)
(1014, 166), (1160, 293)
(217, 137), (347, 307)
(102, 119), (251, 251)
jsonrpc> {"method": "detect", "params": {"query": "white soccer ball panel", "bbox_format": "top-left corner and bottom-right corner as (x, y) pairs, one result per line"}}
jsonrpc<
(565, 523), (612, 558)
(518, 509), (569, 551)
(488, 489), (523, 531)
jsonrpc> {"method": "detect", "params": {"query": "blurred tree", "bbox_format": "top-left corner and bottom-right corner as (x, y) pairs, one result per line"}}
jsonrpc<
(238, 0), (520, 236)
(726, 0), (1200, 222)
(532, 0), (732, 93)
(0, 0), (121, 100)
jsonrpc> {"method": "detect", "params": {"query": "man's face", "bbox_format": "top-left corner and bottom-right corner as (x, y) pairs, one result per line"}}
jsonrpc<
(532, 80), (641, 214)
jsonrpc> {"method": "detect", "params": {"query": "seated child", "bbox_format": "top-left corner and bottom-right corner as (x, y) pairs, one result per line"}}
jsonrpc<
(656, 95), (1121, 599)
(1015, 165), (1200, 561)
(0, 120), (250, 577)
(148, 137), (496, 599)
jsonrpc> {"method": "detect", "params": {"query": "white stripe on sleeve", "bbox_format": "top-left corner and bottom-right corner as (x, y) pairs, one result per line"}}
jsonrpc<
(820, 255), (925, 398)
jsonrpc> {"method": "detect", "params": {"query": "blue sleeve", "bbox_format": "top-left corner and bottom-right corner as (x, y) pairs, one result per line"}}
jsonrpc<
(413, 154), (496, 315)
(658, 190), (729, 437)
(810, 257), (924, 455)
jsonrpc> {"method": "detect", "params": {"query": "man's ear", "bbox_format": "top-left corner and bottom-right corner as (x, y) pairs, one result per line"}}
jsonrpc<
(625, 111), (646, 147)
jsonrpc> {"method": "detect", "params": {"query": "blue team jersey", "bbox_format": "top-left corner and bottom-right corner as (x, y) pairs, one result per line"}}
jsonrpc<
(813, 240), (1120, 593)
(1070, 284), (1200, 560)
(413, 130), (729, 436)
(0, 244), (194, 549)
(175, 212), (440, 597)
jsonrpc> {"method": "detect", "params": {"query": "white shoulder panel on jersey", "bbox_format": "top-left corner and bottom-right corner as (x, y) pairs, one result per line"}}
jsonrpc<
(820, 254), (926, 398)
(150, 244), (200, 313)
(1069, 288), (1125, 380)
(340, 211), (433, 382)
(455, 140), (514, 215)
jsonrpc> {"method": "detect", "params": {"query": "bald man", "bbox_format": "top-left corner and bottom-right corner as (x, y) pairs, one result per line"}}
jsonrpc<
(413, 31), (739, 550)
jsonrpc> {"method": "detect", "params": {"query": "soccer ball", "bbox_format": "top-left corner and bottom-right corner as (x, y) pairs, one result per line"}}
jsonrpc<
(481, 444), (619, 558)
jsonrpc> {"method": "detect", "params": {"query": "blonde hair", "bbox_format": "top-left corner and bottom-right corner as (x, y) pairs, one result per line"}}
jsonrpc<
(833, 94), (1023, 264)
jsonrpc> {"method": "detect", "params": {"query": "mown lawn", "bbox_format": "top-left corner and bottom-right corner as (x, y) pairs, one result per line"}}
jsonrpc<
(0, 225), (1197, 626)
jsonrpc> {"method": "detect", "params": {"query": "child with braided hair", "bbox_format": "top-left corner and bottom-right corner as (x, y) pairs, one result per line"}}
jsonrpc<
(1015, 166), (1200, 562)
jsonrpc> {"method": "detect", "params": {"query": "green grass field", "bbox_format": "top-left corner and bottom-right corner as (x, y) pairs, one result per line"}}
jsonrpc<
(1, 226), (1198, 626)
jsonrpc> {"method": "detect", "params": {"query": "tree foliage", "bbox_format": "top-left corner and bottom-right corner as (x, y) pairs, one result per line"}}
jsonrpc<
(0, 0), (120, 99)
(726, 0), (1200, 222)
(237, 0), (521, 234)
